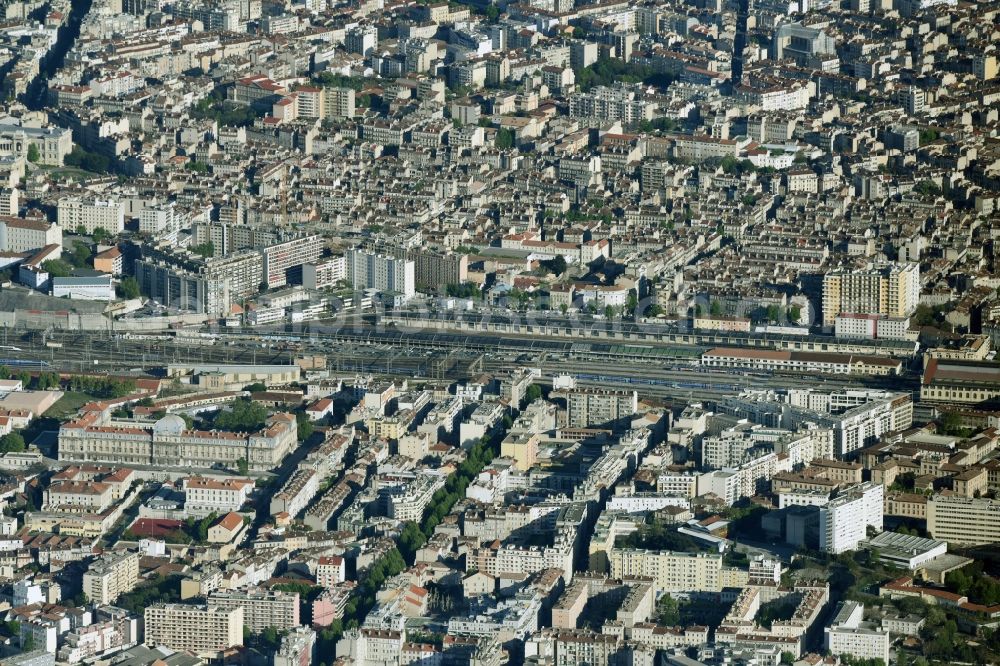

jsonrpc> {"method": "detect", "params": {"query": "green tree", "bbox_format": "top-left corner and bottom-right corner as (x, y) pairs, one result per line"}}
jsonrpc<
(540, 255), (567, 275)
(191, 242), (215, 258)
(296, 411), (314, 441)
(237, 458), (249, 475)
(915, 180), (942, 197)
(495, 128), (515, 149)
(0, 432), (25, 453)
(398, 521), (427, 562)
(65, 146), (111, 173)
(657, 594), (680, 626)
(605, 305), (615, 319)
(214, 399), (268, 431)
(523, 384), (543, 405)
(92, 227), (109, 244)
(26, 143), (40, 163)
(938, 412), (962, 436)
(710, 300), (723, 316)
(117, 276), (140, 300)
(787, 305), (801, 323)
(42, 259), (73, 278)
(69, 241), (91, 268)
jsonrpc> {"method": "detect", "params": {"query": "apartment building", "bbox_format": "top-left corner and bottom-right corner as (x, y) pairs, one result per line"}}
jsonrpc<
(835, 313), (912, 341)
(387, 474), (446, 521)
(138, 204), (181, 240)
(569, 83), (656, 123)
(134, 247), (263, 314)
(208, 588), (300, 632)
(926, 495), (1000, 546)
(825, 601), (890, 664)
(274, 626), (316, 666)
(45, 480), (114, 511)
(347, 248), (415, 299)
(262, 235), (323, 288)
(144, 604), (243, 655)
(316, 556), (345, 587)
(0, 218), (61, 253)
(822, 262), (920, 328)
(323, 87), (356, 119)
(609, 549), (747, 593)
(818, 482), (883, 554)
(723, 389), (912, 458)
(367, 241), (468, 292)
(566, 388), (638, 428)
(303, 256), (346, 290)
(183, 476), (254, 513)
(83, 551), (140, 605)
(57, 197), (125, 234)
(270, 469), (319, 518)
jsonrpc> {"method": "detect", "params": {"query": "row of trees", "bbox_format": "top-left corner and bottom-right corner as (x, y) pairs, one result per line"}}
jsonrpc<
(67, 375), (136, 399)
(313, 547), (408, 661)
(0, 367), (61, 391)
(398, 437), (500, 564)
(64, 146), (113, 173)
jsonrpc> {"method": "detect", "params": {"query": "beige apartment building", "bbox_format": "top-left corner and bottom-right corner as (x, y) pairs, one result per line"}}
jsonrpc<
(822, 262), (920, 328)
(566, 388), (638, 428)
(927, 495), (1000, 546)
(183, 476), (254, 513)
(83, 551), (140, 605)
(144, 604), (243, 655)
(609, 549), (748, 593)
(208, 588), (300, 633)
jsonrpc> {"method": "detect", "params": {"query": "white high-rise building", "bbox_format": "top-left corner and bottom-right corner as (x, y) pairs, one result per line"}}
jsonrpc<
(825, 601), (890, 664)
(139, 204), (181, 241)
(347, 248), (415, 300)
(818, 482), (883, 554)
(57, 198), (125, 234)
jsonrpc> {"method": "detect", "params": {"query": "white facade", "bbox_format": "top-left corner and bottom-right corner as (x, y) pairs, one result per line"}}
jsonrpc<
(348, 249), (415, 300)
(819, 483), (883, 554)
(825, 602), (890, 664)
(57, 198), (125, 234)
(0, 218), (61, 253)
(835, 313), (911, 340)
(51, 276), (115, 301)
